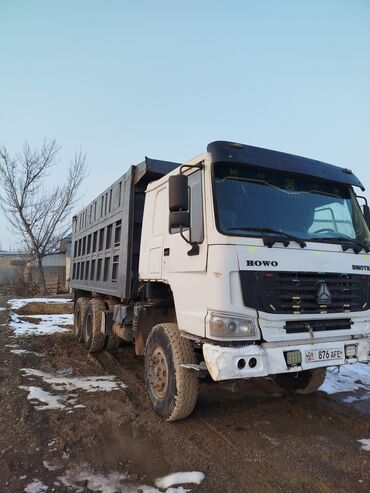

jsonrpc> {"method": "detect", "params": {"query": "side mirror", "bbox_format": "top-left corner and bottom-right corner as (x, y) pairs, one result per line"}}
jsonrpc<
(363, 204), (370, 229)
(168, 171), (200, 256)
(169, 211), (190, 229)
(169, 175), (188, 212)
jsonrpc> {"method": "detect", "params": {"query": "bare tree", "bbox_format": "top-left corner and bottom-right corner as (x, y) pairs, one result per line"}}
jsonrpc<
(0, 140), (87, 295)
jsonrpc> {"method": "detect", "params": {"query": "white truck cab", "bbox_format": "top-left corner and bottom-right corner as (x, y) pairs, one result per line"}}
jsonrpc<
(139, 141), (369, 401)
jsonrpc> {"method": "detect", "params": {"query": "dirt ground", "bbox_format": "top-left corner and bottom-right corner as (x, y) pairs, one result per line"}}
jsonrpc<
(1, 295), (370, 493)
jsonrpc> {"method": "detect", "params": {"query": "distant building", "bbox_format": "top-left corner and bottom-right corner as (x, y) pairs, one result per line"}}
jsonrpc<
(0, 251), (24, 284)
(0, 234), (72, 294)
(30, 234), (72, 294)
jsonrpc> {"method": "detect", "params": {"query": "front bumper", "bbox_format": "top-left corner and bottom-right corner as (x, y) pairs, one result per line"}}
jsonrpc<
(202, 337), (370, 381)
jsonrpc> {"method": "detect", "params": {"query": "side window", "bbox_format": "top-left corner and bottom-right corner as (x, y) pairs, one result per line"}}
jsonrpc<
(189, 170), (204, 243)
(114, 220), (121, 246)
(98, 228), (104, 251)
(169, 170), (204, 243)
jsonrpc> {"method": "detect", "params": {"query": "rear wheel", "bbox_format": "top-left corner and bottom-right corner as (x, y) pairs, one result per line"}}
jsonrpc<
(83, 298), (107, 353)
(74, 297), (89, 341)
(274, 368), (327, 395)
(145, 323), (199, 421)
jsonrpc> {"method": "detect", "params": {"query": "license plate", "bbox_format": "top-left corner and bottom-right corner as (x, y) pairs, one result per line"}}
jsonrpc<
(305, 348), (343, 363)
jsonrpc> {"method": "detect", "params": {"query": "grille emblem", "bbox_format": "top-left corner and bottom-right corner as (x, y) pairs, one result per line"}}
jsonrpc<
(316, 281), (332, 305)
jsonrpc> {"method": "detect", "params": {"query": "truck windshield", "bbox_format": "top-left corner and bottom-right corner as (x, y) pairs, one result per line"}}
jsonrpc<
(214, 163), (370, 245)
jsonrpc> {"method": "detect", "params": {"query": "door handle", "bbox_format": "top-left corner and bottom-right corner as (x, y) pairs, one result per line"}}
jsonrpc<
(163, 248), (170, 256)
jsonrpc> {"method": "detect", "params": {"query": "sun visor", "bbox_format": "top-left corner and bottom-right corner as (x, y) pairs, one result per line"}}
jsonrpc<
(208, 141), (365, 191)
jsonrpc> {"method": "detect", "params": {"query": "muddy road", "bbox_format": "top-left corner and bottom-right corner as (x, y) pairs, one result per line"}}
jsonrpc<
(1, 296), (370, 493)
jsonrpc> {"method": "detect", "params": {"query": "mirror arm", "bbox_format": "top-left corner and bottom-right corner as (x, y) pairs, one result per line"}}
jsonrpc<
(179, 226), (192, 245)
(180, 162), (204, 175)
(356, 195), (368, 206)
(180, 226), (200, 256)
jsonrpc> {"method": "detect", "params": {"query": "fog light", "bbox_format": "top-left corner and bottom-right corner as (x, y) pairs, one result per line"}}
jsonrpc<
(345, 344), (357, 358)
(285, 350), (302, 367)
(249, 357), (257, 368)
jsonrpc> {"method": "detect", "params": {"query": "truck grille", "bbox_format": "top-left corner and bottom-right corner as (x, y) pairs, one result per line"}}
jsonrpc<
(239, 271), (370, 314)
(284, 319), (352, 333)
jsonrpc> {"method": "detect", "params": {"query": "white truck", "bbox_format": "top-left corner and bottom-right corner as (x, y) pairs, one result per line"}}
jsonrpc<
(71, 141), (370, 421)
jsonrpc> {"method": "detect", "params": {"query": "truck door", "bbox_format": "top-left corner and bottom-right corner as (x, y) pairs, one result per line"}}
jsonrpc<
(146, 187), (167, 279)
(162, 169), (207, 336)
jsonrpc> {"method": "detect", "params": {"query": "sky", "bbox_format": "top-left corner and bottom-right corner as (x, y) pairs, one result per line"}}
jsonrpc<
(0, 0), (369, 250)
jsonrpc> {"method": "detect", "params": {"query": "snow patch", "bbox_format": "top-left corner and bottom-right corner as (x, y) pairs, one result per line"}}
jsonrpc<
(10, 348), (43, 356)
(21, 368), (127, 392)
(358, 438), (370, 451)
(8, 298), (71, 310)
(24, 479), (48, 492)
(9, 313), (73, 336)
(155, 472), (205, 489)
(0, 307), (7, 311)
(43, 460), (60, 471)
(19, 386), (66, 410)
(320, 363), (370, 402)
(166, 488), (191, 493)
(57, 464), (204, 493)
(343, 394), (369, 404)
(19, 368), (126, 412)
(57, 465), (127, 493)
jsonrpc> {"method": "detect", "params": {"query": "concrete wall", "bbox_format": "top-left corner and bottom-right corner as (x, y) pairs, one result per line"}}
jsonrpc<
(0, 252), (68, 294)
(0, 253), (24, 284)
(30, 253), (67, 294)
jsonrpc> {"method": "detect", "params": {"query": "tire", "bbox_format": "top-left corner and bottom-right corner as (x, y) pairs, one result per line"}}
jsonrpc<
(144, 323), (199, 421)
(74, 297), (89, 341)
(83, 298), (107, 353)
(274, 368), (327, 395)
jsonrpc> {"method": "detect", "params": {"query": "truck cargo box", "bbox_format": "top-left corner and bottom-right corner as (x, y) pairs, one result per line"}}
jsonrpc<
(71, 157), (180, 300)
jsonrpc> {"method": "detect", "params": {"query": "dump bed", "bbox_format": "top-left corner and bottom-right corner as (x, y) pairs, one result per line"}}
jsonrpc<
(71, 157), (180, 300)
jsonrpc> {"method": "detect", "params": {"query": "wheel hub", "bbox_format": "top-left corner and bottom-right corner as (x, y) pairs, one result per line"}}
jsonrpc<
(148, 346), (169, 399)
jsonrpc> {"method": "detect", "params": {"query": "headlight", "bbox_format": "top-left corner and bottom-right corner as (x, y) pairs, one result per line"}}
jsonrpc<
(209, 312), (258, 339)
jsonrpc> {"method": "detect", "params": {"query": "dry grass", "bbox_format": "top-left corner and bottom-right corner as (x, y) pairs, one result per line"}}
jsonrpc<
(16, 301), (73, 315)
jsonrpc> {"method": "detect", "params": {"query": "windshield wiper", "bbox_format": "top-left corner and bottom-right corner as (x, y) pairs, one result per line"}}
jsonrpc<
(309, 236), (370, 254)
(226, 226), (306, 248)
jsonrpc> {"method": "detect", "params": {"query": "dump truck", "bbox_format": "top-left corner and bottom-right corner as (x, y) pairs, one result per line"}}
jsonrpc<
(71, 141), (370, 421)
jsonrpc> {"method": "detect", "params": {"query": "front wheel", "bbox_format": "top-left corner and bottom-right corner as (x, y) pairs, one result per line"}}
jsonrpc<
(274, 368), (327, 395)
(145, 323), (199, 421)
